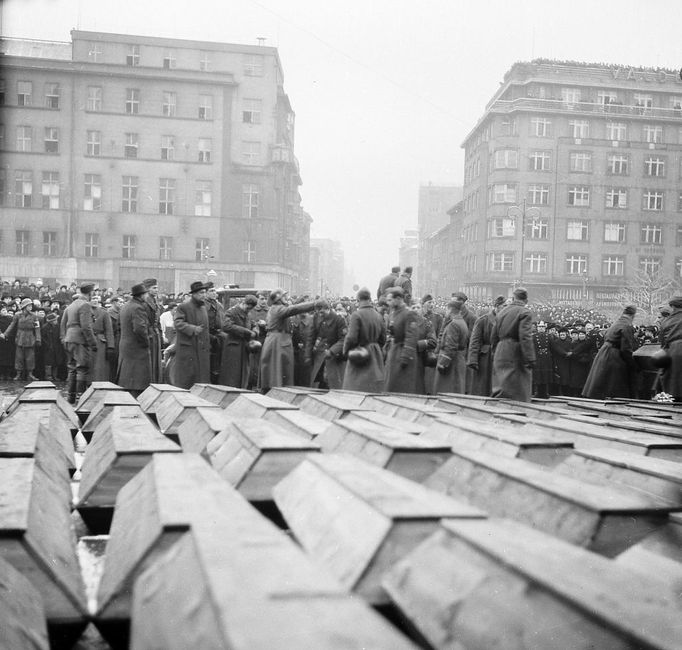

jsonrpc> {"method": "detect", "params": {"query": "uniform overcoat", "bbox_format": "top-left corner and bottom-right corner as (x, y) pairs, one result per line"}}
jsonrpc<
(434, 313), (468, 394)
(532, 332), (554, 385)
(117, 297), (152, 392)
(467, 311), (496, 396)
(219, 304), (253, 388)
(384, 304), (419, 393)
(173, 298), (211, 389)
(310, 311), (347, 389)
(657, 309), (682, 399)
(90, 307), (114, 382)
(342, 303), (386, 392)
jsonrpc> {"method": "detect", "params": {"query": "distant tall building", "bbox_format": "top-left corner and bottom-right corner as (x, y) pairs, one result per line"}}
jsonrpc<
(456, 60), (682, 306)
(0, 31), (310, 292)
(309, 238), (344, 297)
(399, 228), (418, 276)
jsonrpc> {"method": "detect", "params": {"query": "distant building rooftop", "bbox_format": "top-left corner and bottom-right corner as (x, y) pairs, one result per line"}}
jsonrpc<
(0, 37), (71, 60)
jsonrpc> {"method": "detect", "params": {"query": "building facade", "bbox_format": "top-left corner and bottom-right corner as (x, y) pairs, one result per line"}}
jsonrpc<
(0, 31), (310, 293)
(309, 238), (344, 297)
(420, 201), (463, 299)
(457, 60), (682, 307)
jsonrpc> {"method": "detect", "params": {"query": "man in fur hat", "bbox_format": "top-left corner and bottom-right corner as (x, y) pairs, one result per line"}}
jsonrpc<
(173, 281), (212, 389)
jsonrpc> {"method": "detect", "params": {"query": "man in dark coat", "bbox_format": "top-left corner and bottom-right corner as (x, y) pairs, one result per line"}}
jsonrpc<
(41, 312), (63, 380)
(659, 295), (682, 400)
(117, 284), (153, 396)
(219, 294), (257, 388)
(205, 284), (225, 383)
(377, 266), (400, 300)
(434, 300), (469, 394)
(309, 301), (348, 389)
(582, 305), (639, 399)
(550, 328), (572, 395)
(247, 292), (270, 389)
(532, 321), (554, 399)
(142, 278), (163, 383)
(421, 294), (443, 393)
(173, 281), (211, 389)
(342, 287), (386, 392)
(393, 267), (413, 305)
(383, 287), (419, 393)
(491, 287), (535, 402)
(467, 296), (505, 397)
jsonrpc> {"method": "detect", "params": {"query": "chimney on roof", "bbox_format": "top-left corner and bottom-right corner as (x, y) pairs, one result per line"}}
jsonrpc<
(257, 37), (266, 46)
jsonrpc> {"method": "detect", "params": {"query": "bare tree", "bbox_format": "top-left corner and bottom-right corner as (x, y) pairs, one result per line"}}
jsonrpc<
(617, 268), (681, 323)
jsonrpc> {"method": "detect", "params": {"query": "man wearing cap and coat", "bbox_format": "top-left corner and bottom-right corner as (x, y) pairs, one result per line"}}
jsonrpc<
(308, 300), (348, 389)
(173, 281), (211, 389)
(117, 284), (153, 395)
(383, 287), (420, 393)
(141, 278), (163, 382)
(434, 300), (469, 394)
(656, 296), (682, 400)
(219, 294), (257, 388)
(377, 266), (400, 300)
(1, 297), (42, 381)
(467, 296), (505, 396)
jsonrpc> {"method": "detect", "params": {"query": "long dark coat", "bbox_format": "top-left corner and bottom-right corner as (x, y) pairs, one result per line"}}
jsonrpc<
(173, 298), (211, 389)
(550, 336), (572, 388)
(310, 311), (348, 389)
(260, 301), (318, 392)
(491, 302), (536, 402)
(658, 309), (682, 399)
(144, 295), (163, 383)
(219, 304), (253, 388)
(342, 303), (386, 392)
(377, 272), (398, 300)
(384, 304), (419, 393)
(569, 339), (593, 391)
(532, 331), (554, 385)
(467, 311), (496, 396)
(582, 315), (637, 399)
(41, 320), (64, 367)
(90, 307), (115, 382)
(423, 309), (444, 394)
(434, 313), (468, 394)
(117, 297), (152, 392)
(414, 314), (437, 394)
(0, 314), (15, 368)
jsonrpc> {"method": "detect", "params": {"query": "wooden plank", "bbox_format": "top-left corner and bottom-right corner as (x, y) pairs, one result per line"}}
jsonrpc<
(0, 458), (88, 625)
(265, 385), (326, 405)
(614, 545), (682, 587)
(154, 392), (222, 441)
(0, 554), (50, 649)
(498, 399), (592, 421)
(555, 447), (682, 506)
(6, 388), (80, 433)
(23, 380), (57, 390)
(383, 518), (682, 650)
(205, 418), (319, 501)
(261, 408), (330, 440)
(422, 415), (573, 467)
(136, 383), (188, 416)
(80, 393), (142, 442)
(75, 385), (127, 421)
(343, 410), (428, 436)
(424, 448), (677, 556)
(225, 392), (300, 418)
(355, 395), (451, 425)
(189, 383), (253, 408)
(562, 412), (682, 441)
(130, 481), (416, 650)
(434, 396), (527, 420)
(176, 407), (235, 454)
(563, 400), (675, 422)
(316, 419), (452, 482)
(616, 513), (682, 564)
(274, 453), (485, 604)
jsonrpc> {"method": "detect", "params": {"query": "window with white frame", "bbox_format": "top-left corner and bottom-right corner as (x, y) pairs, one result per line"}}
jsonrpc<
(241, 141), (260, 165)
(567, 220), (589, 241)
(198, 94), (213, 119)
(162, 91), (176, 117)
(242, 184), (259, 218)
(45, 82), (59, 109)
(41, 172), (59, 209)
(160, 135), (174, 160)
(195, 238), (210, 261)
(527, 184), (549, 206)
(125, 88), (139, 114)
(602, 256), (624, 276)
(126, 45), (140, 66)
(488, 217), (515, 238)
(122, 176), (138, 213)
(561, 88), (581, 106)
(124, 133), (138, 158)
(122, 235), (136, 259)
(243, 240), (256, 262)
(242, 98), (262, 124)
(525, 253), (547, 274)
(499, 117), (517, 136)
(16, 230), (30, 256)
(486, 252), (514, 272)
(568, 186), (590, 206)
(607, 153), (628, 175)
(198, 138), (211, 162)
(88, 44), (102, 62)
(199, 51), (211, 71)
(43, 231), (56, 257)
(569, 151), (592, 172)
(162, 50), (176, 69)
(644, 156), (665, 177)
(671, 96), (682, 111)
(493, 149), (518, 169)
(15, 171), (32, 207)
(17, 81), (32, 106)
(529, 150), (551, 171)
(84, 174), (102, 211)
(85, 233), (99, 258)
(604, 222), (626, 243)
(605, 187), (627, 208)
(159, 236), (173, 260)
(597, 90), (617, 106)
(634, 94), (653, 112)
(565, 254), (587, 274)
(606, 122), (627, 141)
(643, 190), (663, 211)
(489, 183), (517, 204)
(676, 258), (682, 279)
(87, 86), (102, 111)
(159, 178), (175, 215)
(86, 130), (101, 156)
(639, 257), (661, 275)
(569, 120), (589, 138)
(44, 127), (59, 153)
(644, 125), (663, 143)
(526, 217), (548, 240)
(531, 117), (551, 137)
(641, 223), (663, 244)
(243, 54), (264, 76)
(16, 126), (32, 152)
(194, 180), (212, 216)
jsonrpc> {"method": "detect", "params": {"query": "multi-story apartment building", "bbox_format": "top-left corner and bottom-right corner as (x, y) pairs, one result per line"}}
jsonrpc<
(457, 60), (682, 307)
(0, 31), (310, 293)
(309, 238), (344, 297)
(421, 201), (463, 298)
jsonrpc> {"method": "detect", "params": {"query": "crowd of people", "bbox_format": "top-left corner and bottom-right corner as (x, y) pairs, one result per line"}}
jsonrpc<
(0, 270), (680, 404)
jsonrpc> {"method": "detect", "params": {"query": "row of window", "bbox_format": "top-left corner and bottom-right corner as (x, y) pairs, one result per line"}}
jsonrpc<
(5, 231), (259, 263)
(507, 117), (667, 142)
(0, 170), (260, 218)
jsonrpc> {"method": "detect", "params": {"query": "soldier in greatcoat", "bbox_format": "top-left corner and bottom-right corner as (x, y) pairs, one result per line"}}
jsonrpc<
(393, 267), (413, 305)
(412, 304), (437, 394)
(421, 294), (443, 393)
(219, 294), (257, 388)
(491, 287), (536, 402)
(377, 266), (400, 300)
(1, 297), (42, 382)
(117, 284), (153, 396)
(383, 287), (420, 393)
(531, 320), (554, 399)
(205, 284), (225, 383)
(342, 288), (386, 392)
(309, 301), (348, 389)
(659, 295), (682, 401)
(89, 295), (115, 382)
(173, 281), (212, 389)
(247, 292), (270, 389)
(467, 296), (506, 397)
(434, 300), (469, 394)
(142, 278), (163, 383)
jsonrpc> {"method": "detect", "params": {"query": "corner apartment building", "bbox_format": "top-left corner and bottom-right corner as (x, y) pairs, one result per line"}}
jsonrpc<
(0, 30), (310, 293)
(456, 60), (682, 306)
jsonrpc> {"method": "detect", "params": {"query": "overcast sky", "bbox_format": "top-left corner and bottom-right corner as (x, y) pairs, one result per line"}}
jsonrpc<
(3, 0), (682, 292)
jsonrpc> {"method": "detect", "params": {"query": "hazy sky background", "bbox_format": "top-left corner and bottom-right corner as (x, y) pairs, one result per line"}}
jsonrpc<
(2, 0), (682, 291)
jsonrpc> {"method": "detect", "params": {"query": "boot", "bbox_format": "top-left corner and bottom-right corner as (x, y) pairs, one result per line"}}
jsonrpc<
(12, 371), (22, 381)
(67, 377), (77, 404)
(27, 373), (39, 381)
(75, 380), (87, 403)
(44, 366), (53, 382)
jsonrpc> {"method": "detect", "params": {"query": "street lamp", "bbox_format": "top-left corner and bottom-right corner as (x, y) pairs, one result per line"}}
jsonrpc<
(507, 199), (541, 285)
